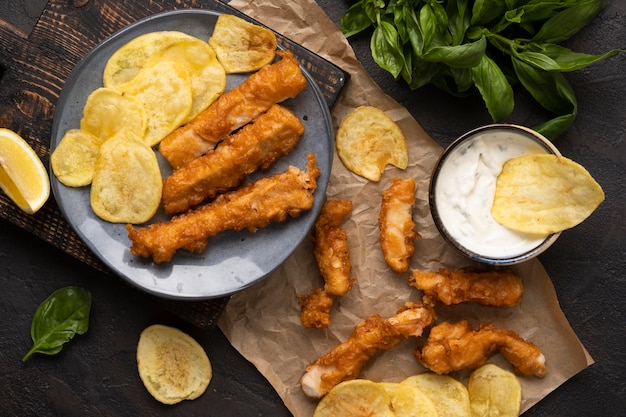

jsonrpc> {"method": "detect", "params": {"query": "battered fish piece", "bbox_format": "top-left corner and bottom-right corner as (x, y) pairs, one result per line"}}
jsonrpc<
(300, 301), (436, 398)
(379, 177), (419, 273)
(127, 154), (319, 263)
(299, 199), (353, 328)
(409, 268), (523, 307)
(159, 50), (307, 168)
(415, 320), (546, 377)
(162, 104), (305, 215)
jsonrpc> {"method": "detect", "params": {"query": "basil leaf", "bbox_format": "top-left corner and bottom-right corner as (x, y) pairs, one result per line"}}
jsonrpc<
(512, 57), (578, 139)
(470, 54), (515, 122)
(526, 43), (625, 72)
(23, 286), (92, 361)
(419, 3), (437, 50)
(533, 0), (606, 43)
(472, 0), (507, 26)
(371, 20), (406, 78)
(423, 36), (486, 68)
(446, 0), (471, 45)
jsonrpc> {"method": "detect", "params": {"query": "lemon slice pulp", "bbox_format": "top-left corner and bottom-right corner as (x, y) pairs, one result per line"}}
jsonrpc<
(0, 128), (50, 214)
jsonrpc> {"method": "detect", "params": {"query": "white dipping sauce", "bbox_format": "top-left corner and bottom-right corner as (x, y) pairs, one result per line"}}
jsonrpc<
(433, 129), (551, 258)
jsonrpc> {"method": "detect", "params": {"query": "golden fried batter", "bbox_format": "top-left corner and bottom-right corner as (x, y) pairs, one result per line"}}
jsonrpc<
(299, 199), (353, 329)
(415, 320), (546, 377)
(409, 268), (523, 307)
(162, 104), (305, 215)
(159, 50), (307, 168)
(379, 177), (419, 273)
(300, 301), (436, 398)
(127, 154), (319, 263)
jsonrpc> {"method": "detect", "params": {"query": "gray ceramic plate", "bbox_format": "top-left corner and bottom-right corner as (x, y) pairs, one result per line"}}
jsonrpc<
(50, 9), (333, 300)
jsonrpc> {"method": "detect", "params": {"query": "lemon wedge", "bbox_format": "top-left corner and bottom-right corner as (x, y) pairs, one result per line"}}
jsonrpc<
(0, 128), (50, 214)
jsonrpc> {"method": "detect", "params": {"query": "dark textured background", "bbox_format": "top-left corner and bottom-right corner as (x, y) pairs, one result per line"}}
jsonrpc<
(1, 1), (625, 416)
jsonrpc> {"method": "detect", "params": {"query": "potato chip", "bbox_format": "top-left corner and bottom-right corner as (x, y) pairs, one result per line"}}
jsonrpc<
(103, 31), (195, 87)
(401, 373), (471, 417)
(313, 379), (395, 417)
(80, 87), (146, 141)
(115, 60), (193, 147)
(379, 382), (438, 417)
(491, 154), (605, 235)
(468, 364), (521, 417)
(209, 14), (277, 73)
(51, 129), (101, 187)
(90, 132), (162, 224)
(336, 106), (408, 182)
(137, 324), (212, 405)
(143, 37), (226, 122)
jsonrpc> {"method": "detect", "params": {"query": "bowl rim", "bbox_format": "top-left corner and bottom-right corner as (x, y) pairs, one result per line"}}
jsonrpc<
(428, 123), (562, 266)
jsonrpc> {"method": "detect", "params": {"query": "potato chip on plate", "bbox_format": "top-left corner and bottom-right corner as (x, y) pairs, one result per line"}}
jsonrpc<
(313, 379), (394, 417)
(137, 324), (212, 405)
(51, 129), (101, 187)
(491, 154), (605, 235)
(468, 364), (521, 417)
(209, 14), (277, 73)
(90, 131), (162, 224)
(103, 31), (195, 87)
(336, 106), (408, 182)
(80, 87), (147, 141)
(401, 373), (471, 417)
(114, 60), (193, 147)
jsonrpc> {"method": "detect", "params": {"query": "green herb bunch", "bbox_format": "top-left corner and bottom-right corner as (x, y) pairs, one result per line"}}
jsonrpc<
(341, 0), (624, 139)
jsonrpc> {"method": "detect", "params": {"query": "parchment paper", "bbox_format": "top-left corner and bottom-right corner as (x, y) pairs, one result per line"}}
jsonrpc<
(219, 1), (594, 415)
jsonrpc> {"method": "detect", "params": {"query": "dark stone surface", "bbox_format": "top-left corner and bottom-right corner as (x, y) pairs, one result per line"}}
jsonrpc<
(1, 1), (625, 416)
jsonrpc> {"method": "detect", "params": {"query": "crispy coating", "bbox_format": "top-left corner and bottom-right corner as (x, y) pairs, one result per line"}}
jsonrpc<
(162, 104), (305, 214)
(299, 199), (353, 329)
(127, 154), (319, 263)
(300, 301), (436, 398)
(159, 50), (307, 168)
(409, 268), (523, 307)
(378, 177), (419, 273)
(415, 320), (547, 377)
(298, 288), (335, 330)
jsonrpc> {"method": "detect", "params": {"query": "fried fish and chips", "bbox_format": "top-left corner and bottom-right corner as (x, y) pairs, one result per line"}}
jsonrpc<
(468, 363), (522, 417)
(379, 178), (419, 273)
(299, 199), (353, 329)
(127, 154), (319, 263)
(51, 129), (101, 187)
(137, 324), (212, 405)
(300, 301), (436, 399)
(409, 268), (523, 307)
(90, 132), (162, 224)
(159, 50), (307, 168)
(103, 31), (226, 122)
(162, 104), (304, 215)
(415, 320), (547, 377)
(336, 106), (408, 182)
(492, 153), (605, 235)
(209, 14), (277, 73)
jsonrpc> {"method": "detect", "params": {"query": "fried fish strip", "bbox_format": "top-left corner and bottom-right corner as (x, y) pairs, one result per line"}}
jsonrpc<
(126, 154), (319, 263)
(409, 268), (523, 307)
(379, 177), (419, 273)
(300, 301), (436, 398)
(299, 199), (353, 328)
(159, 50), (307, 168)
(162, 104), (305, 215)
(415, 320), (546, 377)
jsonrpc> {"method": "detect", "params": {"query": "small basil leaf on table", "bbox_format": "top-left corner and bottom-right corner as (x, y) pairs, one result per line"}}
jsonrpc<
(23, 286), (92, 362)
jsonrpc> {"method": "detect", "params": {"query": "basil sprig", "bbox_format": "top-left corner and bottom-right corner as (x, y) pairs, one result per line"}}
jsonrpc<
(341, 0), (624, 139)
(23, 286), (92, 362)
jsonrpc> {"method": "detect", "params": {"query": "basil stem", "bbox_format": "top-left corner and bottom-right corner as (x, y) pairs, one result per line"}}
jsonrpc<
(23, 286), (92, 362)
